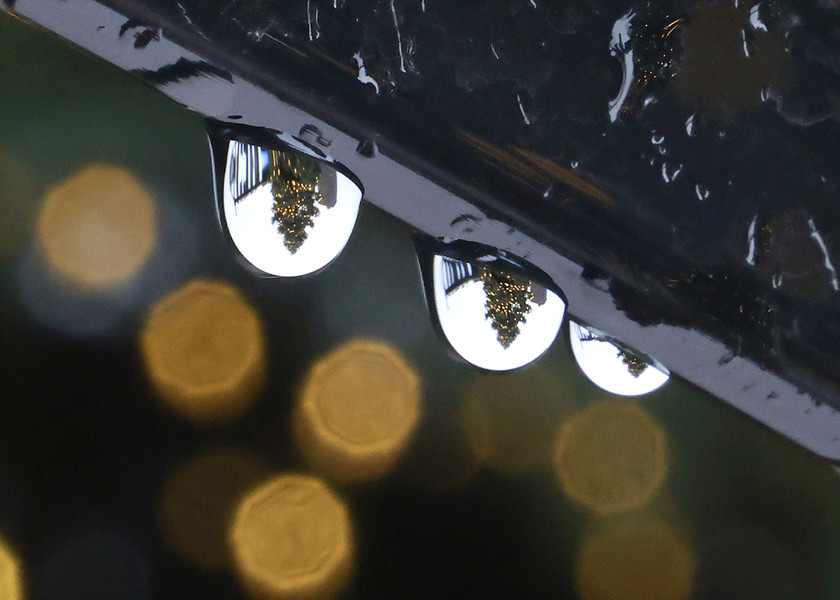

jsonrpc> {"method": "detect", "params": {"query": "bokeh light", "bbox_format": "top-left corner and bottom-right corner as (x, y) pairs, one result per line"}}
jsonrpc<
(35, 527), (151, 600)
(140, 279), (266, 425)
(230, 474), (354, 600)
(554, 401), (668, 513)
(294, 339), (421, 484)
(576, 517), (695, 600)
(159, 448), (274, 570)
(0, 534), (22, 600)
(36, 164), (156, 289)
(461, 365), (579, 474)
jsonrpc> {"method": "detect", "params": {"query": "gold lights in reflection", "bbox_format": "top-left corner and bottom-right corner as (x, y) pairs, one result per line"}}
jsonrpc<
(36, 164), (156, 288)
(462, 366), (578, 474)
(231, 474), (353, 600)
(0, 535), (22, 600)
(576, 518), (695, 600)
(554, 401), (667, 513)
(140, 280), (266, 425)
(294, 339), (421, 484)
(159, 448), (274, 570)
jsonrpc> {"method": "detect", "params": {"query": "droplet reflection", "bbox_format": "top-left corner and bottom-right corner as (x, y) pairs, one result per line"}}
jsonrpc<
(569, 322), (670, 396)
(230, 474), (354, 600)
(429, 255), (565, 371)
(212, 127), (362, 277)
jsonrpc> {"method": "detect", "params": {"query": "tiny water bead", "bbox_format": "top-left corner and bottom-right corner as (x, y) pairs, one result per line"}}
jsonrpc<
(569, 321), (670, 397)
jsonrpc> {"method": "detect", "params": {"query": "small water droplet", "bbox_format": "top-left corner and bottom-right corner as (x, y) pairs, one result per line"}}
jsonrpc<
(424, 253), (565, 371)
(569, 322), (670, 396)
(695, 183), (710, 201)
(208, 123), (363, 277)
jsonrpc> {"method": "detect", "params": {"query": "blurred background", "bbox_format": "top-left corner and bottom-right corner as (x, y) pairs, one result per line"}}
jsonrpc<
(3, 9), (840, 600)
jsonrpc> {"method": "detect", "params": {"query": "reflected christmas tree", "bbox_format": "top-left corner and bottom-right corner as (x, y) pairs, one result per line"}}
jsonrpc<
(479, 266), (535, 348)
(618, 348), (649, 378)
(267, 150), (323, 254)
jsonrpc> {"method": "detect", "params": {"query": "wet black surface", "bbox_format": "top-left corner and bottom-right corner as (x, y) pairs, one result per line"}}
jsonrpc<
(93, 0), (840, 405)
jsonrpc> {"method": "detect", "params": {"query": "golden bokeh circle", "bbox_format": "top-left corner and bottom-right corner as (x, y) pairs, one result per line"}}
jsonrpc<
(295, 339), (421, 483)
(231, 474), (353, 600)
(0, 535), (22, 600)
(576, 518), (695, 600)
(140, 280), (266, 425)
(461, 366), (578, 474)
(37, 164), (156, 288)
(159, 448), (274, 570)
(554, 401), (667, 513)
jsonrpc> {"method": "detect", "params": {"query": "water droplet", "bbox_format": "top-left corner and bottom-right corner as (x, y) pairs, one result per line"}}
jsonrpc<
(685, 113), (696, 136)
(208, 123), (363, 277)
(651, 133), (665, 145)
(568, 322), (670, 396)
(423, 253), (565, 371)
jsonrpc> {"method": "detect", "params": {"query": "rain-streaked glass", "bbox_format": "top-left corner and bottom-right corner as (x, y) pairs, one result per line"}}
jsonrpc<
(429, 255), (565, 371)
(568, 321), (670, 396)
(215, 134), (362, 277)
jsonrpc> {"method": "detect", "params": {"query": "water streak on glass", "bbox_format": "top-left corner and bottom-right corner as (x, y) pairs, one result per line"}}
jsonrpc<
(569, 321), (669, 396)
(215, 131), (363, 277)
(429, 254), (565, 371)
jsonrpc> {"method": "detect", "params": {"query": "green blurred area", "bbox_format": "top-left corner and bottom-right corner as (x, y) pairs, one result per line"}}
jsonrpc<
(3, 9), (840, 600)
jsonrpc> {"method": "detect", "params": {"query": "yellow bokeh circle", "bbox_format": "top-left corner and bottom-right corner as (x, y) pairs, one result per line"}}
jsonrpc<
(294, 339), (421, 484)
(230, 474), (354, 600)
(576, 517), (695, 600)
(140, 280), (266, 425)
(554, 401), (667, 513)
(37, 164), (156, 288)
(0, 535), (22, 600)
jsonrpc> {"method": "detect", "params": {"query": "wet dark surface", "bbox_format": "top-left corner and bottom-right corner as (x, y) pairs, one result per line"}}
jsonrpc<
(90, 0), (840, 406)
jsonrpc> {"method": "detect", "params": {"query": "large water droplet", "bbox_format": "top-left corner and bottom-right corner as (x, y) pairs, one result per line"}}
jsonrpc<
(568, 321), (670, 396)
(208, 122), (363, 277)
(423, 252), (566, 371)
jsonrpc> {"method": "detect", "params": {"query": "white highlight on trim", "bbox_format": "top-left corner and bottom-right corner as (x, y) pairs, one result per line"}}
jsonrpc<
(517, 93), (531, 125)
(352, 52), (380, 93)
(808, 218), (840, 291)
(390, 0), (407, 73)
(750, 4), (768, 31)
(685, 113), (696, 136)
(746, 214), (758, 266)
(608, 10), (636, 123)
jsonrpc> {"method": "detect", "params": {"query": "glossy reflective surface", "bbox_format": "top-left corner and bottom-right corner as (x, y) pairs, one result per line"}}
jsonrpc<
(214, 132), (362, 277)
(430, 255), (565, 371)
(569, 321), (670, 396)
